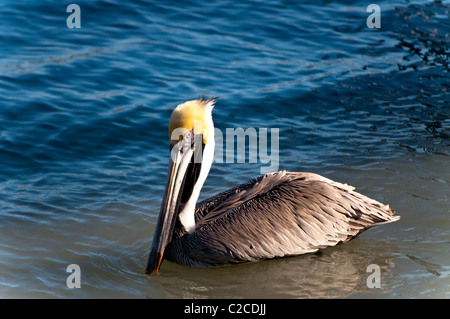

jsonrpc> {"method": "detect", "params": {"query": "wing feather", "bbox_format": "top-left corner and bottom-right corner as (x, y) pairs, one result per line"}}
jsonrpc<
(167, 171), (399, 266)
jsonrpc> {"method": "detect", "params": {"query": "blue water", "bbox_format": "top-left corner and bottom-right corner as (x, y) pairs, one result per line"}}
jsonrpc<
(0, 0), (449, 298)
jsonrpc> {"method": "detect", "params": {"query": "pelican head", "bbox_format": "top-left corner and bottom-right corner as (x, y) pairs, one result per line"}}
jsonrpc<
(146, 97), (217, 275)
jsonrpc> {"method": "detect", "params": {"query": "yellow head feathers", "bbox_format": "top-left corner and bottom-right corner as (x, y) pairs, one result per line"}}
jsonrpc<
(168, 97), (217, 145)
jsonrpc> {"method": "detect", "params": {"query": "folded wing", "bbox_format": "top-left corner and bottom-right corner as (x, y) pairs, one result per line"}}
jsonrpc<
(169, 171), (399, 266)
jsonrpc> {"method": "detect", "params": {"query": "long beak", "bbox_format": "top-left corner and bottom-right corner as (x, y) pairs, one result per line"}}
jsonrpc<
(145, 138), (196, 275)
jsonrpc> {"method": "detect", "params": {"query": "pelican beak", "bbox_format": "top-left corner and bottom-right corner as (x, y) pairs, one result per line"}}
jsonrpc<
(145, 130), (202, 275)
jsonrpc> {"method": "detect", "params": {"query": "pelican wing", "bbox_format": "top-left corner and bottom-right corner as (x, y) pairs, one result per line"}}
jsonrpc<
(168, 171), (399, 266)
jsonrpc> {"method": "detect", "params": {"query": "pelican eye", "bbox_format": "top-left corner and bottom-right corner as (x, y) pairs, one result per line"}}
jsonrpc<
(183, 129), (194, 144)
(179, 129), (195, 155)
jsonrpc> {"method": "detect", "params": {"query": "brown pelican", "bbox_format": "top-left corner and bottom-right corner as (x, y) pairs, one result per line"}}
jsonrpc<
(145, 97), (400, 275)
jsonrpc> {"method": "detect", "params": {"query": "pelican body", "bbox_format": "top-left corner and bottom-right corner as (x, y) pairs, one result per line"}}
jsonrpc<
(145, 97), (399, 274)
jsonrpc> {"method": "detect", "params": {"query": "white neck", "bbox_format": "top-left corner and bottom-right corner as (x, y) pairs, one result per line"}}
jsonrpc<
(178, 132), (214, 234)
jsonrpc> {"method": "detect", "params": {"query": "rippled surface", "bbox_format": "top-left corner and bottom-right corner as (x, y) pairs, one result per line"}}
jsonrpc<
(0, 0), (449, 298)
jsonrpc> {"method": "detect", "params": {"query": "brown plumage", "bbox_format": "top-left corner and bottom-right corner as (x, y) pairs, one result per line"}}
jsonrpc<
(165, 171), (399, 267)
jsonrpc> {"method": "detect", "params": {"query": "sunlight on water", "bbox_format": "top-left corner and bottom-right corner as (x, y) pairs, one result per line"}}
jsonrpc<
(0, 0), (449, 298)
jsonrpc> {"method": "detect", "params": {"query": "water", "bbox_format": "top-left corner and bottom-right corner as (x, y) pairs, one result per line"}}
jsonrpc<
(0, 0), (449, 298)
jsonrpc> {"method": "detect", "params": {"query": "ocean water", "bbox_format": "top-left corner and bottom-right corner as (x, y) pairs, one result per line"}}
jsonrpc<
(0, 0), (449, 298)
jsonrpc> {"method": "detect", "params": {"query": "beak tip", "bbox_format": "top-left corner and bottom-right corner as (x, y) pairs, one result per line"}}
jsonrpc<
(145, 251), (163, 276)
(145, 269), (159, 276)
(145, 265), (160, 276)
